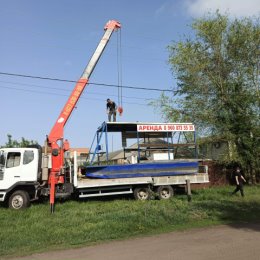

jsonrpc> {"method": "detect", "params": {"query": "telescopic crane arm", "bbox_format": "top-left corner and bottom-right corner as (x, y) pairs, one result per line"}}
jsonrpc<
(47, 20), (121, 213)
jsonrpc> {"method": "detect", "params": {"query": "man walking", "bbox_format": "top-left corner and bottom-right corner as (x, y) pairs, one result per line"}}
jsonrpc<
(232, 166), (246, 197)
(106, 98), (117, 122)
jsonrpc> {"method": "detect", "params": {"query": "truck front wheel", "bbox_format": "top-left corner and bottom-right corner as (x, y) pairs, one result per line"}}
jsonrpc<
(8, 190), (30, 210)
(134, 187), (151, 200)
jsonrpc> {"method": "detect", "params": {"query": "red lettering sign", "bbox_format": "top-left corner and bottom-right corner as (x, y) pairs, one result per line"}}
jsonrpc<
(137, 124), (195, 132)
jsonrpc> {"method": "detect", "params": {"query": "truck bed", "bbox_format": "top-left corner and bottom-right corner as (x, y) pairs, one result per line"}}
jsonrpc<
(75, 173), (208, 199)
(77, 176), (152, 188)
(76, 173), (209, 188)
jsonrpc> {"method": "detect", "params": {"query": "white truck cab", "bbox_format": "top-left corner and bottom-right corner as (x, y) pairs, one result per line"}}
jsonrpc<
(0, 147), (41, 209)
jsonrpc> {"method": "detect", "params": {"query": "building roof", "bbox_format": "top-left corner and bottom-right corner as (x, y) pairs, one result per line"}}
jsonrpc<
(70, 148), (89, 154)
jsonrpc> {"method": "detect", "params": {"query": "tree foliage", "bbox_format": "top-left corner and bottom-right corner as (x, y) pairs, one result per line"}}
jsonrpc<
(1, 134), (38, 148)
(155, 12), (260, 181)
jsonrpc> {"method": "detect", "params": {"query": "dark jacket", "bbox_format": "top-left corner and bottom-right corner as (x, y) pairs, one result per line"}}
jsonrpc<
(107, 101), (117, 111)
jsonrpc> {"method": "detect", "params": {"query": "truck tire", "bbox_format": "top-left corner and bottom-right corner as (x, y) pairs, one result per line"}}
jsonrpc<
(8, 190), (30, 210)
(134, 187), (151, 200)
(157, 185), (174, 200)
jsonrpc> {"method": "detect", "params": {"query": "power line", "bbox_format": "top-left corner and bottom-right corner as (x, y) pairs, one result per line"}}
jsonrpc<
(0, 85), (148, 106)
(0, 71), (257, 98)
(0, 80), (153, 101)
(0, 71), (173, 92)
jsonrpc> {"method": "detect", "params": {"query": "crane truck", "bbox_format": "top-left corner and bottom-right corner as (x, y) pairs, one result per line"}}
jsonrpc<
(0, 20), (209, 212)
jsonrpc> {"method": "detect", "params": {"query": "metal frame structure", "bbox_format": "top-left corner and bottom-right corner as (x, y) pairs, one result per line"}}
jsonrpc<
(88, 122), (197, 166)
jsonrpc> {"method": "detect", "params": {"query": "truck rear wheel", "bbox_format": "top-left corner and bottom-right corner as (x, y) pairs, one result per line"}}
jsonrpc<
(157, 185), (174, 200)
(134, 187), (151, 200)
(8, 190), (30, 210)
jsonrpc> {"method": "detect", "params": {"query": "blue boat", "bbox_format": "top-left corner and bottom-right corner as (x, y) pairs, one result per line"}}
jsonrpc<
(85, 160), (198, 179)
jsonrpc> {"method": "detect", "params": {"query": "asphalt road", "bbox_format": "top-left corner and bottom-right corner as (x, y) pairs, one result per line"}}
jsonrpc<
(9, 223), (260, 260)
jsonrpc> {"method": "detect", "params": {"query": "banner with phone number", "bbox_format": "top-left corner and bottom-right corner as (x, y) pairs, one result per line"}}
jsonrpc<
(137, 124), (195, 132)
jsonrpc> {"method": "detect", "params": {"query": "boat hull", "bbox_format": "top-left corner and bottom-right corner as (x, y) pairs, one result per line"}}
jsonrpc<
(85, 161), (198, 179)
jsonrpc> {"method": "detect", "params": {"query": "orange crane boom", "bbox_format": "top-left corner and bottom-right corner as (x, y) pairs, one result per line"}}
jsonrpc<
(47, 20), (121, 213)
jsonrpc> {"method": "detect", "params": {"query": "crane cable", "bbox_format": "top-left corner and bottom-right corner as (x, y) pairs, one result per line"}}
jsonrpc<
(117, 29), (123, 116)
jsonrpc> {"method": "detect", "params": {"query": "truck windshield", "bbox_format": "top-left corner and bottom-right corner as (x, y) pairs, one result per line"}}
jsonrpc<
(0, 150), (5, 168)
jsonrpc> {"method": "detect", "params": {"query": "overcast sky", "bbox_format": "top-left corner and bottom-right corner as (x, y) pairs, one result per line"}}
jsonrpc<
(0, 0), (259, 149)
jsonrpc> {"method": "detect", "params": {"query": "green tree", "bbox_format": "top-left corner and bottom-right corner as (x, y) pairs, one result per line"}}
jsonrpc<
(155, 12), (260, 182)
(1, 134), (38, 148)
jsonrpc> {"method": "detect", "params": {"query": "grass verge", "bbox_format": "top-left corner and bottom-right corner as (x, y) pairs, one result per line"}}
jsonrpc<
(1, 185), (260, 258)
